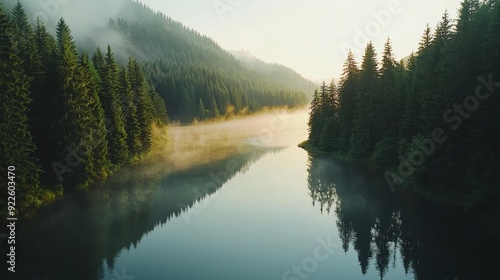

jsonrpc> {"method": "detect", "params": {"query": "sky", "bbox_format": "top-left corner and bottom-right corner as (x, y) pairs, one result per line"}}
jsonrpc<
(140, 0), (464, 82)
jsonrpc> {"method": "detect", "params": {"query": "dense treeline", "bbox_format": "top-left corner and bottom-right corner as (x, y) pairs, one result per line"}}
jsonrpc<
(230, 49), (317, 99)
(106, 1), (309, 122)
(1, 0), (309, 124)
(144, 60), (308, 122)
(305, 0), (500, 224)
(0, 0), (309, 214)
(0, 2), (168, 213)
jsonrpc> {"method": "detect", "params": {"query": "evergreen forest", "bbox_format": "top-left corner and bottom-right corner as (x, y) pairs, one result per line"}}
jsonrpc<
(303, 0), (500, 228)
(0, 0), (310, 214)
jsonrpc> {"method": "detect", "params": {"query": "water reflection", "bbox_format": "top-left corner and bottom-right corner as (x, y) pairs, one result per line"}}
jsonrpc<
(306, 154), (500, 280)
(9, 145), (280, 280)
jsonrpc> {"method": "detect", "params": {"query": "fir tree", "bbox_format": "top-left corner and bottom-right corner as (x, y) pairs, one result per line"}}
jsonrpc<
(118, 67), (142, 156)
(351, 42), (379, 159)
(337, 50), (359, 152)
(53, 18), (103, 189)
(29, 18), (56, 181)
(0, 5), (42, 209)
(80, 51), (111, 181)
(378, 38), (400, 138)
(100, 45), (129, 165)
(197, 98), (207, 120)
(128, 57), (154, 154)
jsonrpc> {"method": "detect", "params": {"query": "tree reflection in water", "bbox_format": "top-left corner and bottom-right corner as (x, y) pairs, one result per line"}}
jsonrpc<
(11, 145), (281, 280)
(306, 154), (500, 280)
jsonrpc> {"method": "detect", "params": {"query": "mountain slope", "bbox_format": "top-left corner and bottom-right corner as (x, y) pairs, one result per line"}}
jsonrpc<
(230, 49), (317, 100)
(102, 1), (309, 121)
(4, 0), (311, 122)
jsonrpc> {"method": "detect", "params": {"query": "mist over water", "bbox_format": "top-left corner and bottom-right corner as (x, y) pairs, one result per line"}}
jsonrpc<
(139, 108), (309, 177)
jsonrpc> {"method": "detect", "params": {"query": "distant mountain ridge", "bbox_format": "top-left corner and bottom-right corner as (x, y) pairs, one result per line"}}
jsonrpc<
(230, 49), (317, 99)
(102, 0), (311, 121)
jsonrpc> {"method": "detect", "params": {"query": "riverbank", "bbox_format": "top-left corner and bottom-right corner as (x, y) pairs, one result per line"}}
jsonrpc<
(299, 139), (500, 234)
(298, 140), (368, 164)
(7, 107), (308, 220)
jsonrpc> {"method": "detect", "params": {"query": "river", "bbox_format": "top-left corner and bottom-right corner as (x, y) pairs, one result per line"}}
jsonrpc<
(3, 109), (499, 280)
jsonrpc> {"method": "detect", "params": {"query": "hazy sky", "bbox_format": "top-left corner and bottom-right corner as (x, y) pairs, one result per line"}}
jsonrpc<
(140, 0), (464, 81)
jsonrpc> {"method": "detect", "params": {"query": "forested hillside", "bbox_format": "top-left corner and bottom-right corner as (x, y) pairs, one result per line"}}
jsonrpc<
(0, 1), (169, 213)
(2, 0), (310, 123)
(303, 0), (500, 228)
(230, 49), (317, 99)
(0, 0), (311, 214)
(104, 1), (309, 122)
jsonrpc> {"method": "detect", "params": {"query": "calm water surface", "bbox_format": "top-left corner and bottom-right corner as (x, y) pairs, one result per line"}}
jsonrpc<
(4, 110), (499, 280)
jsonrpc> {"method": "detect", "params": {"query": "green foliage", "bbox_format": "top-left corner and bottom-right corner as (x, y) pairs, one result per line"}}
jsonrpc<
(128, 58), (155, 154)
(80, 52), (111, 181)
(53, 18), (108, 189)
(101, 2), (308, 123)
(308, 81), (341, 151)
(305, 1), (500, 225)
(118, 67), (142, 156)
(0, 4), (42, 209)
(337, 50), (359, 151)
(0, 1), (170, 212)
(371, 137), (399, 168)
(98, 45), (129, 166)
(350, 42), (379, 159)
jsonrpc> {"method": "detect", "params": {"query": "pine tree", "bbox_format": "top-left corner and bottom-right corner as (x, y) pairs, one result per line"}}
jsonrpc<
(118, 67), (142, 156)
(149, 86), (169, 124)
(128, 57), (154, 154)
(92, 47), (105, 77)
(461, 1), (500, 208)
(52, 18), (102, 189)
(319, 80), (340, 151)
(378, 38), (400, 138)
(11, 1), (39, 79)
(418, 24), (433, 54)
(29, 18), (56, 181)
(419, 12), (455, 134)
(100, 45), (129, 165)
(399, 54), (419, 140)
(482, 0), (500, 72)
(0, 5), (42, 209)
(197, 98), (207, 120)
(208, 94), (220, 118)
(80, 51), (111, 181)
(337, 50), (359, 152)
(371, 38), (402, 166)
(308, 89), (322, 146)
(351, 42), (379, 159)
